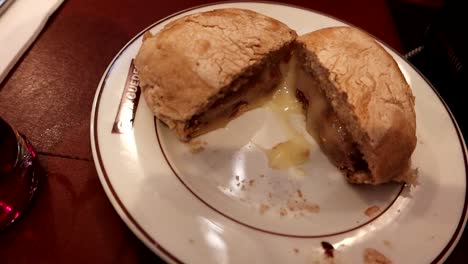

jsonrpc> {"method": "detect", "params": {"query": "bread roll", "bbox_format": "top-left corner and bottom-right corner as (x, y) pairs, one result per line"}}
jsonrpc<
(295, 26), (416, 184)
(135, 8), (297, 141)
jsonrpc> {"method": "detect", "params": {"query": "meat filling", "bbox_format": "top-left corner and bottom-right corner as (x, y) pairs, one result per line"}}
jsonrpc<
(295, 64), (369, 176)
(181, 63), (282, 139)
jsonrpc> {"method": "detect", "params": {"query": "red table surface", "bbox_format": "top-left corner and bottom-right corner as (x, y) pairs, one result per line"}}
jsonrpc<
(0, 0), (465, 263)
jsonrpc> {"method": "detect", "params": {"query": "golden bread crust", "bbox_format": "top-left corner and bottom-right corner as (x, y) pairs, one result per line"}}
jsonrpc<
(135, 8), (297, 127)
(297, 26), (416, 184)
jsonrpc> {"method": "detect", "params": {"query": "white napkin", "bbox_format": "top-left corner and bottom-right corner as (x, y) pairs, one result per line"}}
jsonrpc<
(0, 0), (64, 84)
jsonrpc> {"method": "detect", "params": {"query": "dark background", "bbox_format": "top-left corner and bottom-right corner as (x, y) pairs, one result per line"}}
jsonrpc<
(389, 0), (466, 137)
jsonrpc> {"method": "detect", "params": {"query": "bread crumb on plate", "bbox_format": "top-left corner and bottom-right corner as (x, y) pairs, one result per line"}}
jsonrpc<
(365, 205), (381, 217)
(259, 203), (270, 214)
(363, 248), (392, 264)
(187, 140), (207, 153)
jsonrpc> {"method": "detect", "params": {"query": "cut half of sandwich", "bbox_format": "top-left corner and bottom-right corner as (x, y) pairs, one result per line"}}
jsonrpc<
(295, 26), (417, 184)
(135, 8), (297, 141)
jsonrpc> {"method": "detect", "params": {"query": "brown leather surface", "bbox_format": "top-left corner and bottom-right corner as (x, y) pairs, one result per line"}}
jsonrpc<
(0, 157), (160, 263)
(0, 0), (465, 263)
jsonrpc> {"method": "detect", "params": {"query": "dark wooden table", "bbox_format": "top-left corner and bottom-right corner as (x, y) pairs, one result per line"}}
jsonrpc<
(0, 0), (465, 263)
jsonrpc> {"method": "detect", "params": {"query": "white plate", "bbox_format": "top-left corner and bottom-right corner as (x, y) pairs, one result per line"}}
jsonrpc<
(90, 2), (467, 263)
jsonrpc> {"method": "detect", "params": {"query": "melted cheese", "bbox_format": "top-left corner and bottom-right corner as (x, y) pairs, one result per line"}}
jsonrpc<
(264, 139), (310, 170)
(263, 58), (313, 170)
(191, 64), (280, 137)
(296, 58), (358, 171)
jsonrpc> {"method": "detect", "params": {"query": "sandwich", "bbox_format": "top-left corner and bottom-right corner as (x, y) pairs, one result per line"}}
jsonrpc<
(294, 26), (417, 184)
(135, 8), (297, 141)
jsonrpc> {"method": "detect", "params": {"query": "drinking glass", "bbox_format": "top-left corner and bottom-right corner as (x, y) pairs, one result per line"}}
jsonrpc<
(0, 117), (41, 230)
